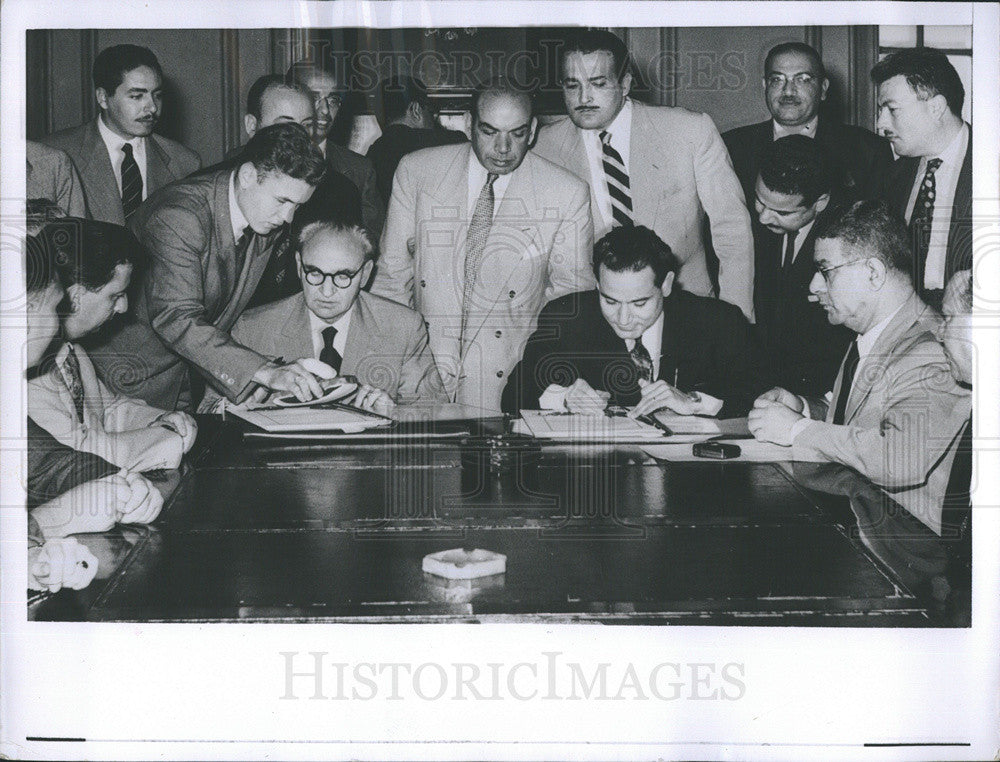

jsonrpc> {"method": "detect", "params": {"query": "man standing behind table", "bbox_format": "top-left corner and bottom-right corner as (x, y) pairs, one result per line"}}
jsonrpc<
(43, 44), (201, 225)
(873, 47), (972, 311)
(502, 225), (765, 418)
(748, 201), (970, 536)
(723, 42), (892, 207)
(86, 123), (330, 412)
(533, 29), (754, 320)
(372, 77), (595, 413)
(206, 220), (446, 416)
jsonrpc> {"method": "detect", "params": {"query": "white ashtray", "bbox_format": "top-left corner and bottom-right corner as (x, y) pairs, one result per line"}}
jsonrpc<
(422, 548), (507, 580)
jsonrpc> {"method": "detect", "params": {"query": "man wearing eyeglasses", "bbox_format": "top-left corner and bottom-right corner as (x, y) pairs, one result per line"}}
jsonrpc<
(723, 42), (892, 209)
(748, 201), (970, 536)
(215, 219), (446, 414)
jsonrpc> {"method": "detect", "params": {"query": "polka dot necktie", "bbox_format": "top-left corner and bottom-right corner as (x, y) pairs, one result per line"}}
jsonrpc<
(908, 157), (943, 294)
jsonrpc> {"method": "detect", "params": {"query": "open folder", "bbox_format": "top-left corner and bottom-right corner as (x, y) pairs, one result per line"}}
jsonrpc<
(227, 402), (393, 433)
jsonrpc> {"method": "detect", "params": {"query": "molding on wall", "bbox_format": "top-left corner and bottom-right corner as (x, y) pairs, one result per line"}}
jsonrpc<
(220, 30), (241, 157)
(81, 30), (98, 123)
(848, 26), (878, 130)
(25, 31), (52, 137)
(805, 26), (823, 57)
(659, 26), (678, 107)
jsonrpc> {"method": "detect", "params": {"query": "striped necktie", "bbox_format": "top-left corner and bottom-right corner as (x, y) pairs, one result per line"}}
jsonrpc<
(600, 130), (633, 228)
(120, 142), (143, 220)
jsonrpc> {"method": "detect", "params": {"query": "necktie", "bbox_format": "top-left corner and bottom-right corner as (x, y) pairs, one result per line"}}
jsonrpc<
(234, 225), (254, 275)
(782, 230), (798, 273)
(462, 172), (498, 339)
(908, 157), (943, 294)
(120, 142), (143, 220)
(629, 339), (653, 384)
(832, 339), (860, 425)
(63, 345), (86, 424)
(600, 130), (633, 228)
(319, 326), (342, 373)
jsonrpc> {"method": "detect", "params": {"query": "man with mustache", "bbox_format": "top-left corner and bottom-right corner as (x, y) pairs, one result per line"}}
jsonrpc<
(533, 29), (754, 320)
(873, 48), (971, 311)
(42, 44), (201, 225)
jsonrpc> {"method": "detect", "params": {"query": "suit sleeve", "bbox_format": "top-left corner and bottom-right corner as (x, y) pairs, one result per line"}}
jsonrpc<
(140, 205), (270, 402)
(56, 153), (88, 218)
(545, 178), (596, 301)
(691, 113), (755, 321)
(501, 305), (575, 415)
(710, 303), (769, 417)
(371, 155), (418, 308)
(26, 418), (118, 511)
(793, 343), (969, 488)
(395, 312), (448, 405)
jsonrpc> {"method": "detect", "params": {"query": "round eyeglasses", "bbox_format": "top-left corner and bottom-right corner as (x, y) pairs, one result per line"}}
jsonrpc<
(302, 262), (366, 289)
(766, 73), (818, 89)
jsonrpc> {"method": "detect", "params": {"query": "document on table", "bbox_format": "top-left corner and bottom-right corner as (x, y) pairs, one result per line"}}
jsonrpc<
(227, 404), (393, 433)
(516, 410), (665, 440)
(652, 412), (751, 438)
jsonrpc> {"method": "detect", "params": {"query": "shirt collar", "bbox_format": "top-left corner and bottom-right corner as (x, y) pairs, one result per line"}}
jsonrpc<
(856, 301), (906, 359)
(467, 150), (514, 205)
(308, 301), (354, 333)
(228, 171), (250, 242)
(773, 115), (818, 140)
(625, 309), (664, 358)
(97, 113), (145, 155)
(924, 121), (968, 169)
(604, 98), (633, 141)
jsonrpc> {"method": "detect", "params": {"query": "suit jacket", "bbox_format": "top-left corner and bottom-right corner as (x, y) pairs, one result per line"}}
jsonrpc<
(794, 292), (972, 535)
(534, 100), (754, 319)
(326, 142), (385, 238)
(752, 215), (853, 396)
(215, 290), (447, 406)
(372, 143), (595, 413)
(26, 140), (88, 217)
(366, 124), (468, 206)
(86, 169), (283, 410)
(722, 117), (893, 207)
(42, 119), (201, 225)
(881, 128), (973, 289)
(26, 417), (117, 511)
(501, 288), (767, 418)
(28, 342), (167, 467)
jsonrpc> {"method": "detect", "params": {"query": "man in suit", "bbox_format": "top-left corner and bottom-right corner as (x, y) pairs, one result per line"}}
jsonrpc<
(287, 60), (385, 237)
(723, 42), (893, 207)
(42, 44), (201, 225)
(26, 141), (88, 217)
(86, 123), (331, 412)
(210, 219), (446, 415)
(873, 47), (971, 311)
(372, 78), (595, 413)
(752, 135), (852, 395)
(533, 29), (754, 320)
(502, 225), (765, 418)
(748, 201), (971, 536)
(366, 75), (467, 206)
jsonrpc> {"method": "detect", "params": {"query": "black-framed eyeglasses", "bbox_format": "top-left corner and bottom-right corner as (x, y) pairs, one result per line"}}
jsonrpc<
(301, 262), (366, 289)
(816, 259), (866, 283)
(765, 73), (818, 88)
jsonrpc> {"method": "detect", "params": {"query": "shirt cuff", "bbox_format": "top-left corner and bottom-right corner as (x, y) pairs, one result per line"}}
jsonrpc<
(692, 392), (723, 417)
(538, 384), (569, 411)
(790, 416), (816, 443)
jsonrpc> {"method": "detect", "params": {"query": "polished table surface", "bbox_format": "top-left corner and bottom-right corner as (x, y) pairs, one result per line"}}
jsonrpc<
(30, 410), (968, 625)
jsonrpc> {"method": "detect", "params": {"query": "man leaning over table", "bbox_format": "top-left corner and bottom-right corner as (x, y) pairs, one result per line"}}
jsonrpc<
(748, 200), (970, 536)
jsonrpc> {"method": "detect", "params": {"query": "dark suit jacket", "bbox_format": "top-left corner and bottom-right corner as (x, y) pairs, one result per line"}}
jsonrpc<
(501, 288), (767, 417)
(27, 417), (117, 511)
(87, 169), (283, 410)
(722, 118), (893, 206)
(752, 215), (853, 396)
(366, 124), (468, 206)
(326, 142), (384, 238)
(881, 128), (973, 288)
(42, 118), (201, 225)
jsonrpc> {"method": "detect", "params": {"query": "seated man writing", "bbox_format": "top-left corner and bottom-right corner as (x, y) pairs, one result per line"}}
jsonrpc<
(205, 218), (446, 414)
(748, 201), (970, 536)
(502, 225), (767, 418)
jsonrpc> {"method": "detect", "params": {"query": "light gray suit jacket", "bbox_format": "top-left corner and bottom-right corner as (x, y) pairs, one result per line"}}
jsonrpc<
(794, 292), (972, 535)
(533, 100), (754, 319)
(224, 290), (446, 405)
(42, 118), (201, 225)
(371, 143), (595, 413)
(26, 140), (87, 217)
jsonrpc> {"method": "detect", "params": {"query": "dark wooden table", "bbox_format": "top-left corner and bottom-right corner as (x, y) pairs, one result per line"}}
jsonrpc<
(29, 412), (967, 625)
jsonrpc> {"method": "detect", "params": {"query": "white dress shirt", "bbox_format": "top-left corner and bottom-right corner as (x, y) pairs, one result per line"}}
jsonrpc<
(772, 115), (818, 140)
(904, 123), (969, 290)
(308, 304), (353, 362)
(228, 171), (250, 242)
(97, 115), (149, 199)
(466, 152), (514, 220)
(581, 99), (634, 232)
(783, 218), (815, 267)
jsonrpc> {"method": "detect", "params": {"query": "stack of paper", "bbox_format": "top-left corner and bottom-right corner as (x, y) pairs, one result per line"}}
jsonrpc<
(517, 410), (665, 440)
(227, 405), (393, 433)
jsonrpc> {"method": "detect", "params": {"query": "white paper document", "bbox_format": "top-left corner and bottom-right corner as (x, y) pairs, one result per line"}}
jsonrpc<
(227, 404), (393, 433)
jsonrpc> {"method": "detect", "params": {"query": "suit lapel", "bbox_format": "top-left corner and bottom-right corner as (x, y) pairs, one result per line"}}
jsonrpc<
(145, 136), (173, 196)
(946, 129), (973, 278)
(629, 102), (660, 224)
(278, 294), (316, 361)
(81, 120), (125, 225)
(658, 294), (679, 385)
(341, 291), (380, 377)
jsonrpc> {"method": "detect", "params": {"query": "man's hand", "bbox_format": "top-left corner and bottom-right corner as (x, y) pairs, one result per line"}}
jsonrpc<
(629, 379), (702, 418)
(155, 411), (197, 452)
(118, 471), (164, 525)
(28, 538), (98, 593)
(747, 402), (804, 446)
(253, 360), (326, 402)
(564, 378), (610, 415)
(753, 386), (804, 414)
(30, 475), (133, 537)
(352, 384), (395, 417)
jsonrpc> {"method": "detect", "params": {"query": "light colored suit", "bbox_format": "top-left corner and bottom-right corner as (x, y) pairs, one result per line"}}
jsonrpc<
(42, 119), (201, 225)
(219, 290), (446, 405)
(26, 140), (87, 217)
(793, 293), (972, 535)
(534, 100), (754, 319)
(372, 143), (595, 413)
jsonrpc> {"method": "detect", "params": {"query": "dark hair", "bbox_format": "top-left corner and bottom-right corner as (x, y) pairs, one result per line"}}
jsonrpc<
(378, 75), (429, 126)
(813, 200), (912, 277)
(764, 42), (826, 79)
(38, 217), (142, 292)
(239, 123), (327, 186)
(561, 29), (632, 81)
(592, 225), (679, 287)
(93, 44), (162, 94)
(246, 74), (299, 120)
(285, 60), (344, 93)
(871, 47), (965, 118)
(25, 232), (60, 296)
(759, 134), (832, 206)
(471, 76), (532, 123)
